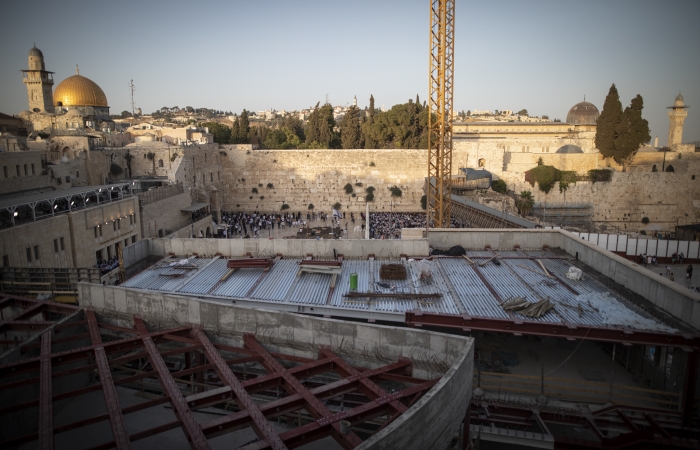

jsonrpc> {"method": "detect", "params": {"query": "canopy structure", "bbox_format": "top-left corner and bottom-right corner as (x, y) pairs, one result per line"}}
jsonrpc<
(0, 183), (135, 228)
(181, 202), (210, 213)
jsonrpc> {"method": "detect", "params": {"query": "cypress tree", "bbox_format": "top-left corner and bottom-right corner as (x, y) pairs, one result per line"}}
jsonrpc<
(369, 95), (375, 121)
(230, 120), (240, 144)
(595, 84), (622, 159)
(239, 109), (250, 142)
(341, 105), (361, 149)
(614, 94), (650, 166)
(305, 102), (321, 145)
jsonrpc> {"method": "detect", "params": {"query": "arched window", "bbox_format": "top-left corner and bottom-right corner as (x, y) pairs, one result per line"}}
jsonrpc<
(652, 164), (657, 172)
(665, 165), (674, 172)
(478, 158), (486, 167)
(158, 159), (164, 168)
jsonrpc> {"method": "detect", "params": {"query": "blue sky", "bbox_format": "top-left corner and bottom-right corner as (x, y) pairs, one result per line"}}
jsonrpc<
(1, 0), (698, 144)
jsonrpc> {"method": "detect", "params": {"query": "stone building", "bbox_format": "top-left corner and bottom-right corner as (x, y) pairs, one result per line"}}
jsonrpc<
(0, 183), (140, 269)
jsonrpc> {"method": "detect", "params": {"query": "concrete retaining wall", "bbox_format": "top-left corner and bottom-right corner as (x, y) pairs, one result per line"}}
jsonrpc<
(146, 237), (430, 259)
(428, 228), (563, 250)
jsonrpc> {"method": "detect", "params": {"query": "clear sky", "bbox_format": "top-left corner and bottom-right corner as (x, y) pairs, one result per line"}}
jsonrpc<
(1, 0), (698, 145)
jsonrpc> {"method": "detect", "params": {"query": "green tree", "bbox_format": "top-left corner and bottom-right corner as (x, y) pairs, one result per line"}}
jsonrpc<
(517, 109), (528, 116)
(230, 120), (240, 144)
(340, 105), (361, 149)
(614, 94), (651, 166)
(517, 191), (534, 216)
(238, 109), (250, 142)
(595, 84), (622, 160)
(121, 111), (131, 118)
(201, 122), (231, 144)
(305, 103), (338, 148)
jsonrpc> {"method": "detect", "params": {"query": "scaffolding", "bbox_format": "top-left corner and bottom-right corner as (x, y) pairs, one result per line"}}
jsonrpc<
(532, 202), (592, 228)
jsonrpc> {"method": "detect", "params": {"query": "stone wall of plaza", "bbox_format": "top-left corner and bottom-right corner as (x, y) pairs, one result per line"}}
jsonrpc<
(140, 190), (192, 238)
(220, 147), (433, 213)
(0, 151), (90, 196)
(0, 197), (140, 269)
(507, 170), (700, 232)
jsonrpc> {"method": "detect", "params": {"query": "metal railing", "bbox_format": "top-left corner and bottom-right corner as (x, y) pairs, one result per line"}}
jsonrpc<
(137, 183), (184, 205)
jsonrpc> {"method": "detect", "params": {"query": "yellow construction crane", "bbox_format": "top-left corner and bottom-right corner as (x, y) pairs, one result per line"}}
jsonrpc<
(427, 0), (455, 229)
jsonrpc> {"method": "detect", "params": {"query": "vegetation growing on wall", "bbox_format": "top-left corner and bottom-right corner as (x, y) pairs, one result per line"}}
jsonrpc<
(109, 163), (123, 176)
(251, 188), (258, 193)
(588, 169), (613, 182)
(266, 183), (274, 189)
(524, 165), (576, 194)
(170, 153), (179, 162)
(389, 186), (402, 197)
(641, 217), (650, 224)
(281, 204), (290, 210)
(491, 179), (507, 194)
(308, 203), (314, 210)
(365, 186), (375, 202)
(344, 183), (354, 194)
(420, 194), (427, 210)
(332, 202), (342, 210)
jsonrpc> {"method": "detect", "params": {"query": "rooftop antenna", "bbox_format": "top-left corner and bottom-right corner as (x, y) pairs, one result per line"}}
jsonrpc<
(76, 64), (79, 75)
(129, 79), (136, 117)
(325, 93), (330, 105)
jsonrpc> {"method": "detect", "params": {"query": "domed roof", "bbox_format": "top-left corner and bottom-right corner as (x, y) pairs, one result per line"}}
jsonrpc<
(28, 46), (43, 58)
(53, 72), (108, 108)
(556, 144), (584, 154)
(566, 101), (599, 125)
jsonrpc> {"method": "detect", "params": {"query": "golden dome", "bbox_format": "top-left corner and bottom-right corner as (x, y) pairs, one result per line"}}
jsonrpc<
(53, 71), (108, 108)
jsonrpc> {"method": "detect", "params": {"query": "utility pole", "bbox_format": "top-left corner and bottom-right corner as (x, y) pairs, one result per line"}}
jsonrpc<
(129, 79), (136, 118)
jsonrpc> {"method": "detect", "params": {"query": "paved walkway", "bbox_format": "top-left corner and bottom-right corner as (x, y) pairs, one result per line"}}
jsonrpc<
(642, 263), (700, 292)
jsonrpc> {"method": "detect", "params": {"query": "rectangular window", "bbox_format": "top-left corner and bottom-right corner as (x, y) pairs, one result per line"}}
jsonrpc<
(117, 218), (121, 230)
(113, 221), (116, 232)
(99, 225), (102, 237)
(94, 226), (98, 238)
(2, 255), (8, 267)
(3, 166), (7, 178)
(125, 238), (129, 248)
(65, 176), (70, 183)
(60, 237), (64, 250)
(210, 173), (213, 182)
(132, 236), (136, 244)
(129, 215), (133, 225)
(133, 214), (137, 223)
(57, 177), (62, 185)
(54, 239), (59, 253)
(33, 245), (40, 260)
(26, 248), (32, 263)
(24, 164), (28, 175)
(218, 171), (220, 181)
(16, 165), (20, 176)
(76, 171), (80, 178)
(31, 164), (35, 175)
(107, 246), (112, 259)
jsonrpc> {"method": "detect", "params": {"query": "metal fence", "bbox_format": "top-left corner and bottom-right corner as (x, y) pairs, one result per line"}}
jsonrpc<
(137, 183), (184, 205)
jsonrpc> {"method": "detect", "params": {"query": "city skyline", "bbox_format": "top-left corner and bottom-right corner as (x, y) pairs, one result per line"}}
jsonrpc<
(1, 0), (698, 144)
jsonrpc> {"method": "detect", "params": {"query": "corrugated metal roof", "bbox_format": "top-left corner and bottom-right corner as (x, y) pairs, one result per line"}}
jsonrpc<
(119, 253), (673, 332)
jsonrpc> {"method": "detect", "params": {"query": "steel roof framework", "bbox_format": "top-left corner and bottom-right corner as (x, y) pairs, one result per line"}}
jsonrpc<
(0, 305), (439, 449)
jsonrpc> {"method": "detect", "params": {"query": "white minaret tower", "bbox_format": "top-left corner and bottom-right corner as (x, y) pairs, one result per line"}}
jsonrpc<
(353, 95), (357, 107)
(667, 93), (689, 148)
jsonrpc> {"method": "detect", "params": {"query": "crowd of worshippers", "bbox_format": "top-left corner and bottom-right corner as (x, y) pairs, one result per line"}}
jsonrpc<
(190, 209), (210, 223)
(95, 256), (119, 274)
(213, 211), (337, 238)
(368, 212), (465, 239)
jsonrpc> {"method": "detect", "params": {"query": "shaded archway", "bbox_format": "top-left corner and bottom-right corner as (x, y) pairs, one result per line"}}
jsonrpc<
(665, 165), (674, 172)
(652, 164), (657, 172)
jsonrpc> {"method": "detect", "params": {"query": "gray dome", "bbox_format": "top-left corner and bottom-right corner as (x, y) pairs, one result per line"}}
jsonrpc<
(566, 101), (599, 125)
(676, 93), (684, 102)
(28, 46), (43, 58)
(556, 144), (584, 154)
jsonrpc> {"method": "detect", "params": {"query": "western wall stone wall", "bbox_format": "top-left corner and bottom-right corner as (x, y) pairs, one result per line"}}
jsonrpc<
(140, 191), (192, 238)
(219, 147), (451, 213)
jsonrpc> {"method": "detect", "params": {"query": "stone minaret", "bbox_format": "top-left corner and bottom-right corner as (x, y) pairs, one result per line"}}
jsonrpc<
(22, 46), (54, 113)
(353, 95), (357, 107)
(667, 93), (689, 148)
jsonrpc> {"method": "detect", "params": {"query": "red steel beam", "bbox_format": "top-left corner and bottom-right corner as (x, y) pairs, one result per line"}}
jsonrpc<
(0, 320), (54, 332)
(86, 310), (131, 450)
(192, 328), (286, 450)
(7, 302), (45, 322)
(0, 325), (193, 379)
(133, 316), (210, 450)
(243, 334), (363, 450)
(39, 332), (53, 450)
(405, 311), (700, 348)
(246, 378), (439, 450)
(319, 348), (408, 414)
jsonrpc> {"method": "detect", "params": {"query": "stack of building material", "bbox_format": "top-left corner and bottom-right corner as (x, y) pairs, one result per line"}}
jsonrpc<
(297, 260), (343, 276)
(227, 258), (275, 269)
(380, 264), (407, 280)
(500, 297), (554, 318)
